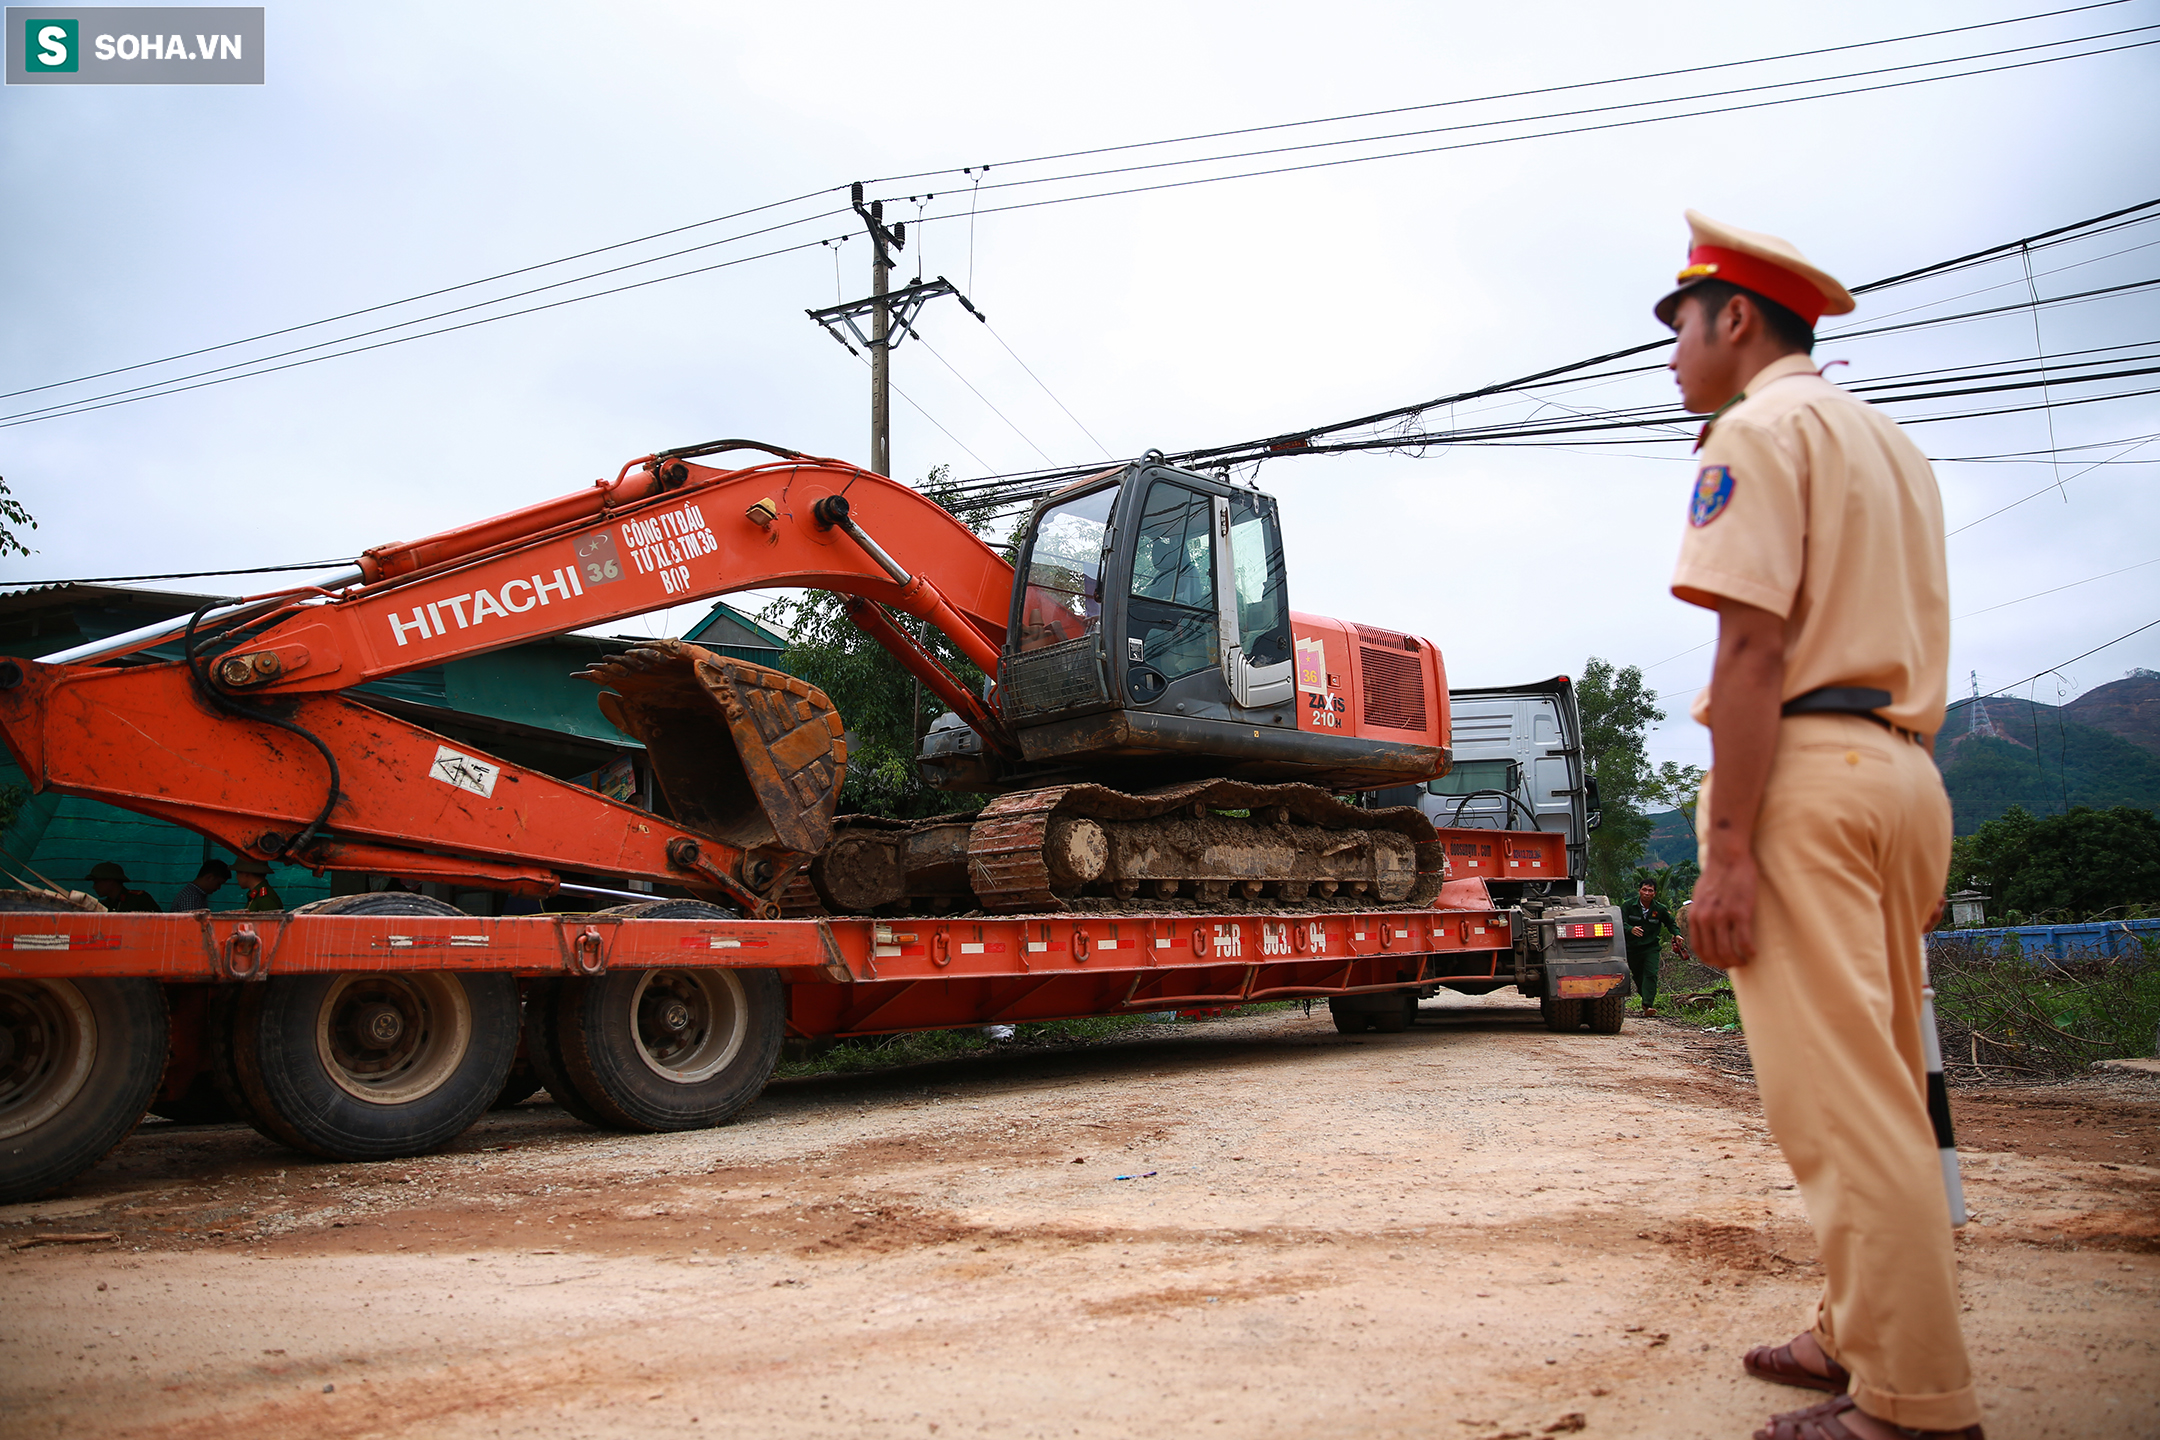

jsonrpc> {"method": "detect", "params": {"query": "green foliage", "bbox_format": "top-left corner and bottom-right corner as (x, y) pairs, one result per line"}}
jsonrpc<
(1936, 714), (2160, 835)
(1627, 859), (1697, 903)
(0, 476), (35, 559)
(758, 467), (999, 819)
(1947, 805), (2160, 923)
(1578, 657), (1667, 898)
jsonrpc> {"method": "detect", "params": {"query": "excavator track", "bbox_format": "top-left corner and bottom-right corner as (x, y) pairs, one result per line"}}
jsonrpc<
(964, 789), (1074, 914)
(788, 779), (1448, 917)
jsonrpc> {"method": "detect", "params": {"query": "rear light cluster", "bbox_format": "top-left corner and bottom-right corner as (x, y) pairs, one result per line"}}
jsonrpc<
(1557, 921), (1614, 939)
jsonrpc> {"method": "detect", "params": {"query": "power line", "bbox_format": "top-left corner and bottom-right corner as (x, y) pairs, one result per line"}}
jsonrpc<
(983, 323), (1115, 460)
(914, 335), (1056, 464)
(876, 38), (2159, 235)
(1947, 434), (2160, 536)
(0, 235), (842, 430)
(0, 188), (849, 404)
(1954, 555), (2160, 620)
(0, 560), (352, 589)
(1984, 617), (2160, 696)
(883, 27), (2156, 210)
(2, 219), (855, 426)
(11, 27), (2142, 434)
(867, 2), (2133, 186)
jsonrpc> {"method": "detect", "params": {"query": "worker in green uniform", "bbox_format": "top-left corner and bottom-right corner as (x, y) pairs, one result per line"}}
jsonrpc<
(87, 861), (162, 912)
(234, 856), (283, 912)
(1621, 879), (1684, 1014)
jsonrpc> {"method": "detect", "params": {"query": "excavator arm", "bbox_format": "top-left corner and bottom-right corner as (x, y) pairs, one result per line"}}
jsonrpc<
(0, 441), (1017, 914)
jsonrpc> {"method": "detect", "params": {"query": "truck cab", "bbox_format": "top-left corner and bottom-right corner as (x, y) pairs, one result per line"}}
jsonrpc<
(1363, 676), (1630, 1031)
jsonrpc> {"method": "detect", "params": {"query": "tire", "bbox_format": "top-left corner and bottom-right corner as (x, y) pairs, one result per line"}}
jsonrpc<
(231, 893), (517, 1161)
(0, 976), (170, 1204)
(1327, 998), (1370, 1035)
(552, 903), (784, 1132)
(203, 984), (278, 1135)
(1370, 994), (1412, 1033)
(1584, 991), (1627, 1035)
(520, 978), (610, 1127)
(491, 1055), (544, 1110)
(1540, 995), (1586, 1032)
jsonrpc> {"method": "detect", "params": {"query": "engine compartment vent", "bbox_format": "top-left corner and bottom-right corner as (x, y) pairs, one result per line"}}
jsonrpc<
(1359, 645), (1427, 731)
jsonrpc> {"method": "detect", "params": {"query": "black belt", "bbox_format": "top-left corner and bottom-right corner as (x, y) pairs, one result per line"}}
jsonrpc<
(1782, 686), (1926, 743)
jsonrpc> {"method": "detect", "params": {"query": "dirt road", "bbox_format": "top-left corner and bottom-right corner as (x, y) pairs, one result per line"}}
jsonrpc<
(3, 997), (2154, 1439)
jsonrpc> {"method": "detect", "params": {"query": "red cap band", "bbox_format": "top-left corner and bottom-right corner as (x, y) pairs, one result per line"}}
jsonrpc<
(1681, 245), (1827, 326)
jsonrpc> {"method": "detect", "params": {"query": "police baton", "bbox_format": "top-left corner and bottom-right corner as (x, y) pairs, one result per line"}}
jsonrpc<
(1680, 902), (1967, 1226)
(1921, 955), (1969, 1227)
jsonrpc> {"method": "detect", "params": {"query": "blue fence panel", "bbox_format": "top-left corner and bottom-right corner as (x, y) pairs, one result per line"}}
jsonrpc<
(1929, 918), (2160, 963)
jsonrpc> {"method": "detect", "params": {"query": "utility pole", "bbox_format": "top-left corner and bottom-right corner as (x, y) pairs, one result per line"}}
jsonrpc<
(809, 188), (988, 478)
(852, 181), (906, 477)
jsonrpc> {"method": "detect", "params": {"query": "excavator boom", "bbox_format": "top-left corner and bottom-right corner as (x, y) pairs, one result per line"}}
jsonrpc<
(0, 443), (1013, 910)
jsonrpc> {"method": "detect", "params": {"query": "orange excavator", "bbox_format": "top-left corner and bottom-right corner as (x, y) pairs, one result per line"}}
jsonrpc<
(0, 440), (1455, 918)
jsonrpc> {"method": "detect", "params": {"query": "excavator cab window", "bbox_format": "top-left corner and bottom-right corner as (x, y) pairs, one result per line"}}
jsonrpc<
(1226, 492), (1289, 669)
(1017, 483), (1116, 653)
(1126, 480), (1218, 684)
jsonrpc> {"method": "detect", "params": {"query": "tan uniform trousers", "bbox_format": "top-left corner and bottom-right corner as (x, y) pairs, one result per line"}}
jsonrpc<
(1699, 713), (1978, 1431)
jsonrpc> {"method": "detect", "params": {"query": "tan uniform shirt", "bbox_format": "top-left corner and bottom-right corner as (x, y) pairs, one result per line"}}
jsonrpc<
(1671, 353), (1950, 737)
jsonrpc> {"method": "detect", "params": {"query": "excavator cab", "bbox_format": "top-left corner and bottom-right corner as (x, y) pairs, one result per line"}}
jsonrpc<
(921, 459), (1445, 794)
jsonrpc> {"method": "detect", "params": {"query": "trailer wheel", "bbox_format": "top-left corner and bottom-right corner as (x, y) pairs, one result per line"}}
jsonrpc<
(1327, 998), (1370, 1034)
(1540, 995), (1586, 1032)
(556, 966), (785, 1131)
(1584, 991), (1627, 1034)
(1369, 995), (1413, 1033)
(545, 902), (783, 1131)
(233, 893), (515, 1161)
(519, 978), (610, 1127)
(490, 1056), (544, 1109)
(0, 977), (169, 1204)
(203, 984), (278, 1136)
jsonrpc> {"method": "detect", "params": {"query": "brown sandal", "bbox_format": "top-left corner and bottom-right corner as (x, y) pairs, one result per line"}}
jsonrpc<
(1753, 1394), (1986, 1440)
(1743, 1337), (1851, 1393)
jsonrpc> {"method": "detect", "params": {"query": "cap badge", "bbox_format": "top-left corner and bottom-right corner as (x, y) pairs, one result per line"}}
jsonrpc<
(1690, 464), (1735, 527)
(1675, 262), (1720, 282)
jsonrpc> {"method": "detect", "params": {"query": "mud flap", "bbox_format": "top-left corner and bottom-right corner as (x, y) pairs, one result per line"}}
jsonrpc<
(578, 641), (848, 860)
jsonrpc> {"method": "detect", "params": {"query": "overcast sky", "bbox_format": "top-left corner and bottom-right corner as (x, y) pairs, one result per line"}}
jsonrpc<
(4, 0), (2156, 775)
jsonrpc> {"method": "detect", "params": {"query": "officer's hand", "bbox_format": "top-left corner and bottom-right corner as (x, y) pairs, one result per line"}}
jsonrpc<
(1630, 925), (1643, 936)
(1689, 843), (1758, 971)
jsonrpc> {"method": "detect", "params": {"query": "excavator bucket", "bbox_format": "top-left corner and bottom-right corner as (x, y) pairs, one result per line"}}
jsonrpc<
(577, 640), (848, 860)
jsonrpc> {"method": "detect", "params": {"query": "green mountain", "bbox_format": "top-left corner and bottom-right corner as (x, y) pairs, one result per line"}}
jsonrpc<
(1939, 690), (2160, 835)
(1637, 676), (2160, 861)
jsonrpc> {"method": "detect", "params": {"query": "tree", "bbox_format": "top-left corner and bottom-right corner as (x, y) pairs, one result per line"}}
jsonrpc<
(758, 467), (1001, 819)
(1947, 805), (2160, 923)
(0, 476), (35, 558)
(1577, 657), (1669, 898)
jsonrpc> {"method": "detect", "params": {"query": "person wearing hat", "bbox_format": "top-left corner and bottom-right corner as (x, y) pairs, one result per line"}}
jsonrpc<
(1658, 213), (1979, 1440)
(234, 856), (283, 912)
(172, 857), (232, 912)
(87, 861), (161, 913)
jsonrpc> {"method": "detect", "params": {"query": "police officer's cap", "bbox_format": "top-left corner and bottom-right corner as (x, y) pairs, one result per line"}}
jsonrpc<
(1654, 210), (1855, 329)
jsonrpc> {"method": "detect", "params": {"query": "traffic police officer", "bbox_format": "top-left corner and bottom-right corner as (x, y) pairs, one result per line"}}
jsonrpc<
(1659, 212), (1981, 1440)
